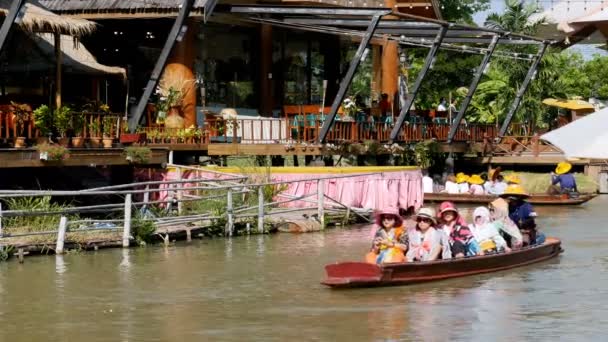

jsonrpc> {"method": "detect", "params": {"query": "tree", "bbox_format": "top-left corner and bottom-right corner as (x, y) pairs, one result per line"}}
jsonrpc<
(484, 0), (545, 35)
(439, 0), (491, 24)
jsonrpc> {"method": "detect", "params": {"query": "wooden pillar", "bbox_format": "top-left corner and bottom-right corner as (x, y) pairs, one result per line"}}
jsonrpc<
(372, 45), (382, 103)
(260, 24), (273, 117)
(382, 0), (399, 112)
(54, 33), (62, 109)
(164, 19), (197, 127)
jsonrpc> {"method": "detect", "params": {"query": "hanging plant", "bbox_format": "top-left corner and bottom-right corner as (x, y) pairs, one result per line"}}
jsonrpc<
(37, 143), (70, 161)
(124, 146), (152, 164)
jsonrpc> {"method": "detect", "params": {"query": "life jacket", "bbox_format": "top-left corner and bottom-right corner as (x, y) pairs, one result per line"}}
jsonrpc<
(378, 226), (404, 250)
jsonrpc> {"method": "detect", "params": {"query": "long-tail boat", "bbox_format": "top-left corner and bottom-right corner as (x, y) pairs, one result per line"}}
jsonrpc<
(423, 193), (597, 205)
(322, 238), (563, 288)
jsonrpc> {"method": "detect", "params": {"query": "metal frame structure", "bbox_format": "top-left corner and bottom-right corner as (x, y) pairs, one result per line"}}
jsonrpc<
(129, 0), (196, 132)
(446, 34), (500, 144)
(498, 42), (550, 138)
(0, 0), (26, 54)
(389, 25), (447, 142)
(223, 5), (550, 144)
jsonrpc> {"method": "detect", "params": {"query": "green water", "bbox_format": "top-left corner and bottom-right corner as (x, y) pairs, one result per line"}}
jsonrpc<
(1, 197), (607, 341)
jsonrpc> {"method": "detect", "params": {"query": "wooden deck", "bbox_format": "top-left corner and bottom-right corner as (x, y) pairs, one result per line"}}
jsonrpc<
(0, 148), (167, 168)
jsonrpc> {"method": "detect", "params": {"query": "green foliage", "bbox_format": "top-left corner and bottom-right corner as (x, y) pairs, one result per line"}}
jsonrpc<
(439, 0), (490, 24)
(53, 106), (72, 137)
(412, 140), (443, 169)
(72, 113), (85, 136)
(124, 146), (152, 164)
(0, 245), (14, 261)
(3, 196), (77, 234)
(36, 143), (70, 161)
(33, 105), (53, 137)
(131, 216), (156, 245)
(102, 116), (115, 137)
(10, 101), (30, 136)
(484, 0), (544, 35)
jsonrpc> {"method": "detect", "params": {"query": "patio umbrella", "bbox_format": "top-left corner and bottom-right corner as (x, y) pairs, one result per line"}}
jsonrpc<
(541, 106), (608, 159)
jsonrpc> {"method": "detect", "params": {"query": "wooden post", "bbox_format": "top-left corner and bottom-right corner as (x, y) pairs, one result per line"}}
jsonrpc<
(186, 229), (192, 242)
(56, 216), (68, 254)
(54, 33), (62, 109)
(0, 202), (3, 237)
(226, 189), (234, 236)
(176, 167), (183, 215)
(123, 193), (132, 248)
(143, 185), (150, 206)
(258, 186), (264, 233)
(317, 179), (325, 229)
(17, 248), (24, 263)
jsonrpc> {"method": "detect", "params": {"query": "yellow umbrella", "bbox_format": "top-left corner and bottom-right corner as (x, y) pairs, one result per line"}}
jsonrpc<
(542, 98), (595, 111)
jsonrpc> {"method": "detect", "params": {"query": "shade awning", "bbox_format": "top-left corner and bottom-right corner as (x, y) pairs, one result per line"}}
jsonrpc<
(542, 98), (595, 110)
(541, 107), (608, 159)
(1, 31), (125, 77)
(0, 0), (95, 36)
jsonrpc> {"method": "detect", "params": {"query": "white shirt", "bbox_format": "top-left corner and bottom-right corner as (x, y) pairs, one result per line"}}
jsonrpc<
(490, 181), (508, 195)
(445, 181), (459, 194)
(483, 181), (493, 194)
(471, 223), (507, 251)
(458, 183), (470, 194)
(423, 176), (434, 193)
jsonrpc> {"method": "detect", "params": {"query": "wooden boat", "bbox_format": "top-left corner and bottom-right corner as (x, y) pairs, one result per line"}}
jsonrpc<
(322, 237), (563, 288)
(423, 192), (597, 205)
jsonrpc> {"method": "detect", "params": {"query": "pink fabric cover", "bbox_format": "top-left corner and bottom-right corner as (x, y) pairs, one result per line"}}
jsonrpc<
(134, 169), (423, 211)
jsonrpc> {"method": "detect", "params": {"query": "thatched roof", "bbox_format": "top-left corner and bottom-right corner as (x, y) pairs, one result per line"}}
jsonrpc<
(39, 0), (209, 18)
(0, 0), (95, 36)
(1, 31), (125, 77)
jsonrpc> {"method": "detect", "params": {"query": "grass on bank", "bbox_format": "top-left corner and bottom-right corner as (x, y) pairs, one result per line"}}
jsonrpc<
(503, 171), (597, 193)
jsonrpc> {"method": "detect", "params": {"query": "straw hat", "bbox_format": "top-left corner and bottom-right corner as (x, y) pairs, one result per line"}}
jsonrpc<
(555, 161), (572, 175)
(415, 207), (437, 224)
(438, 201), (459, 216)
(505, 174), (521, 184)
(468, 174), (484, 185)
(375, 207), (403, 227)
(499, 184), (530, 198)
(456, 173), (469, 184)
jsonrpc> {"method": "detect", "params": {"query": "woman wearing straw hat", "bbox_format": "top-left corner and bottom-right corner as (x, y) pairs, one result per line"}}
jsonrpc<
(366, 207), (408, 264)
(456, 173), (470, 194)
(467, 174), (485, 195)
(406, 207), (443, 262)
(548, 162), (578, 196)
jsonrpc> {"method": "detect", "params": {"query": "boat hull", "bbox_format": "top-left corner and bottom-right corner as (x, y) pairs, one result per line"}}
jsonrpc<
(423, 193), (596, 205)
(322, 238), (563, 288)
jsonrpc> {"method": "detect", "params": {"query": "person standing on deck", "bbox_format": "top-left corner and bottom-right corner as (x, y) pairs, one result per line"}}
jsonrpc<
(422, 170), (434, 193)
(548, 162), (578, 195)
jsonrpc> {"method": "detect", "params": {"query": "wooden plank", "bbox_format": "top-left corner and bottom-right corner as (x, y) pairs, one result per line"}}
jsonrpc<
(0, 149), (168, 168)
(208, 144), (323, 156)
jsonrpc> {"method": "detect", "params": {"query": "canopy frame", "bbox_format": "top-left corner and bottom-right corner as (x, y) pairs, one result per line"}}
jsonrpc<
(0, 0), (26, 54)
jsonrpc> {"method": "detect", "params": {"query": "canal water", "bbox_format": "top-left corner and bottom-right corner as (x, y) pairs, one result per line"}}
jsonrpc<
(1, 197), (607, 341)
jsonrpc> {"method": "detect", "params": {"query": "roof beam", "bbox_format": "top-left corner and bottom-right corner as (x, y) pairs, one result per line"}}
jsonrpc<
(0, 0), (26, 55)
(230, 5), (391, 16)
(447, 34), (500, 144)
(498, 42), (549, 138)
(390, 25), (448, 142)
(129, 0), (196, 131)
(317, 13), (383, 143)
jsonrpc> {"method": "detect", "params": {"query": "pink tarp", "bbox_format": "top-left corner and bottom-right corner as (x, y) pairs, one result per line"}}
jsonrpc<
(134, 168), (423, 211)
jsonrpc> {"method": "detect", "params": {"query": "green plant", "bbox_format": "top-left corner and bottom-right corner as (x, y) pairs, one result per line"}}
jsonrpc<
(3, 196), (77, 235)
(33, 105), (53, 137)
(72, 112), (85, 136)
(0, 245), (14, 261)
(412, 140), (442, 169)
(131, 215), (156, 245)
(102, 116), (115, 137)
(36, 143), (70, 161)
(89, 120), (101, 137)
(10, 101), (30, 137)
(124, 146), (152, 164)
(54, 106), (72, 138)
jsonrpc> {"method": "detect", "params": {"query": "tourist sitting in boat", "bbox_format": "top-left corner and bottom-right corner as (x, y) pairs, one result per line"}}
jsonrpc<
(500, 185), (545, 246)
(456, 173), (470, 193)
(481, 173), (492, 194)
(444, 174), (459, 194)
(406, 207), (443, 262)
(468, 174), (485, 195)
(489, 198), (523, 249)
(488, 174), (508, 195)
(366, 207), (408, 264)
(548, 162), (578, 195)
(438, 202), (479, 258)
(470, 207), (511, 255)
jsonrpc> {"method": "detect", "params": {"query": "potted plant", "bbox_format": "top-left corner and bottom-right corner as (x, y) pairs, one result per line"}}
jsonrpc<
(54, 106), (71, 147)
(10, 101), (30, 148)
(341, 97), (357, 122)
(124, 146), (152, 164)
(36, 143), (70, 162)
(102, 116), (115, 148)
(33, 105), (52, 145)
(155, 74), (193, 129)
(88, 120), (101, 147)
(71, 112), (85, 148)
(119, 119), (147, 145)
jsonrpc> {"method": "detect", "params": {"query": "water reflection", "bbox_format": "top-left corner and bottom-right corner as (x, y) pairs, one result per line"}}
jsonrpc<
(0, 197), (606, 341)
